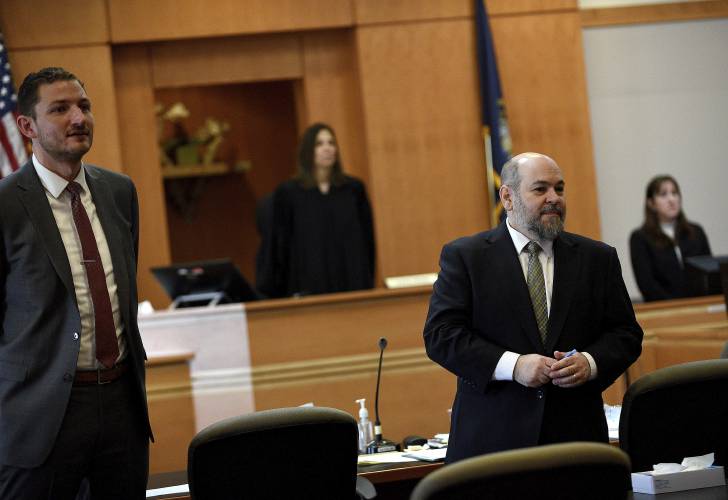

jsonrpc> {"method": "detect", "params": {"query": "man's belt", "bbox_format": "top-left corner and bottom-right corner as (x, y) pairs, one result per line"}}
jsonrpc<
(74, 361), (128, 385)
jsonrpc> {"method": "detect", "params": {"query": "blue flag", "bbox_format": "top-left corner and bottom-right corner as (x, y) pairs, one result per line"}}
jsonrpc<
(474, 0), (512, 226)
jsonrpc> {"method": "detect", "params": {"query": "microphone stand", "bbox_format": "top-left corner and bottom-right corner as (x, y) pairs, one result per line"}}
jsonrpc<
(366, 337), (399, 453)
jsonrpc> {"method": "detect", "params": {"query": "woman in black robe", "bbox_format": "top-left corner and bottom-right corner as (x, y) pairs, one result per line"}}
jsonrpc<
(258, 123), (375, 298)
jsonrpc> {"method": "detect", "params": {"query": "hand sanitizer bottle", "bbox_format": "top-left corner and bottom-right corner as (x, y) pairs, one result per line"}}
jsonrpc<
(355, 398), (374, 454)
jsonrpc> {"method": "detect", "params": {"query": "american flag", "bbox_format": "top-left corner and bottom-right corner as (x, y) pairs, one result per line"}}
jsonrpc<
(0, 32), (27, 179)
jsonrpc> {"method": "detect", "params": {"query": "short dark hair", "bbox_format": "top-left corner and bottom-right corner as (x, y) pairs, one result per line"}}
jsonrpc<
(17, 67), (84, 118)
(295, 122), (345, 188)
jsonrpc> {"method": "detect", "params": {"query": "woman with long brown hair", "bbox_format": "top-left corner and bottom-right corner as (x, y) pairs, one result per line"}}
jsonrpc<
(258, 123), (375, 298)
(629, 175), (711, 301)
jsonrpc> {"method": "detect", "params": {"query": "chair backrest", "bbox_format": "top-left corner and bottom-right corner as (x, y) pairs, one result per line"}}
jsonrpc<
(410, 442), (631, 500)
(620, 359), (728, 473)
(188, 406), (359, 500)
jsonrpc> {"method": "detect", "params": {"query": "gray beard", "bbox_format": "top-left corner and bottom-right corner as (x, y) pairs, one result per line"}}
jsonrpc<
(511, 193), (565, 241)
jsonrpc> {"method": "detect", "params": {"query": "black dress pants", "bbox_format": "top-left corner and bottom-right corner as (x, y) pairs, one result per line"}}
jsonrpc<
(0, 371), (149, 500)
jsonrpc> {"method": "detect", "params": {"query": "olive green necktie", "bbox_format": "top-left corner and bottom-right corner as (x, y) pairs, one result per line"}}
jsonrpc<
(525, 241), (548, 345)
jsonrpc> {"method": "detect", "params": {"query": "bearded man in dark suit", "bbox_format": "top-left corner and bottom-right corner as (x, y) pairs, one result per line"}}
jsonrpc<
(0, 67), (151, 499)
(424, 152), (643, 463)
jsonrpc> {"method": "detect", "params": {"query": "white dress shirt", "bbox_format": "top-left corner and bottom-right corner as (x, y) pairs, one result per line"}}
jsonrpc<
(32, 155), (126, 369)
(492, 219), (597, 381)
(660, 222), (683, 266)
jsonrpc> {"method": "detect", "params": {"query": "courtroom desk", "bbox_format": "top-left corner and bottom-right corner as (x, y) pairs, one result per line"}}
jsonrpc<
(139, 285), (658, 454)
(146, 461), (443, 500)
(242, 287), (454, 443)
(629, 295), (728, 385)
(140, 289), (726, 473)
(146, 464), (728, 500)
(138, 287), (452, 473)
(146, 352), (196, 474)
(601, 295), (727, 405)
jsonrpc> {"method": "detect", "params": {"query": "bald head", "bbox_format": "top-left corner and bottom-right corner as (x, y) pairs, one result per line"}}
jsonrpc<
(501, 153), (560, 192)
(499, 152), (566, 241)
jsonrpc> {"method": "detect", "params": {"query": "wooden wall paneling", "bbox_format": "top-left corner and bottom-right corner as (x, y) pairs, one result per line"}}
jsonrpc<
(7, 46), (124, 173)
(108, 0), (354, 43)
(353, 0), (472, 25)
(112, 45), (172, 308)
(489, 9), (601, 239)
(486, 0), (577, 16)
(581, 1), (728, 28)
(150, 34), (304, 89)
(300, 29), (370, 185)
(246, 288), (454, 440)
(146, 353), (196, 473)
(0, 0), (108, 49)
(352, 0), (578, 25)
(355, 19), (489, 279)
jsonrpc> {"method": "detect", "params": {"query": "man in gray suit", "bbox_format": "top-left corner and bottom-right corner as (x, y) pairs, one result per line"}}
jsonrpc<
(0, 67), (151, 499)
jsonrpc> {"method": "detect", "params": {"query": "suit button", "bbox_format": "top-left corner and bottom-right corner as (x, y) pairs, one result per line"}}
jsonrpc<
(537, 389), (544, 399)
(73, 332), (79, 340)
(63, 373), (73, 382)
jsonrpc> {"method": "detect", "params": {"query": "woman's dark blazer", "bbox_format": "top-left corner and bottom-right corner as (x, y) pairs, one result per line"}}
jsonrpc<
(629, 223), (711, 302)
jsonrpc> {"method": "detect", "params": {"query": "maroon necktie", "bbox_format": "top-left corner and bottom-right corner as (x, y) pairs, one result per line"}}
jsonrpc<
(67, 181), (119, 369)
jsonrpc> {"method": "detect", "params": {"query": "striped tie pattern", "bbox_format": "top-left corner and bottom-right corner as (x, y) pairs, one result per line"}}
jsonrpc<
(525, 241), (548, 345)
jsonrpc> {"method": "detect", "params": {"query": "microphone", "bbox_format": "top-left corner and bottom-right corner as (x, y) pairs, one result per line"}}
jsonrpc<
(367, 337), (398, 453)
(374, 337), (386, 440)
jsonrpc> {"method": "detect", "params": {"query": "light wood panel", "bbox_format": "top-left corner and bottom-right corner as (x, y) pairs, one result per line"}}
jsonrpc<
(355, 19), (489, 279)
(488, 0), (577, 16)
(147, 353), (195, 474)
(246, 287), (453, 441)
(352, 0), (578, 24)
(581, 0), (728, 27)
(112, 45), (172, 307)
(489, 9), (601, 239)
(300, 29), (369, 185)
(107, 0), (354, 43)
(150, 34), (303, 89)
(354, 0), (471, 25)
(0, 0), (108, 49)
(7, 46), (123, 173)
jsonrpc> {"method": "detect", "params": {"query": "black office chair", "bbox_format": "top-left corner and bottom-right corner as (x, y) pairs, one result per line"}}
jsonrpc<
(187, 406), (375, 500)
(620, 359), (728, 473)
(409, 442), (631, 500)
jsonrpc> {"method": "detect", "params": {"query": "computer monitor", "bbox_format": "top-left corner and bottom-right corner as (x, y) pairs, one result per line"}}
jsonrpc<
(684, 255), (728, 298)
(151, 259), (259, 308)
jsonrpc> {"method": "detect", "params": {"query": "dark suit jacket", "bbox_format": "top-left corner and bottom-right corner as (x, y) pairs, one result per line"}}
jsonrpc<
(629, 224), (711, 302)
(0, 161), (151, 468)
(424, 223), (643, 462)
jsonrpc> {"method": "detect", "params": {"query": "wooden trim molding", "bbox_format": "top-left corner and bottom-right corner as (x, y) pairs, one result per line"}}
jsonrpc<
(581, 0), (728, 28)
(252, 347), (434, 388)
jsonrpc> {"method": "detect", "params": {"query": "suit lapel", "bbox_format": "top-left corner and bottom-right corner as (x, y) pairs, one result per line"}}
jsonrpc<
(545, 234), (580, 352)
(84, 169), (131, 327)
(16, 163), (76, 298)
(486, 224), (545, 353)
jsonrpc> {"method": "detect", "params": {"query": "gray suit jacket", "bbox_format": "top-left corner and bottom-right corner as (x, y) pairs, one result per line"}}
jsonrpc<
(0, 161), (151, 468)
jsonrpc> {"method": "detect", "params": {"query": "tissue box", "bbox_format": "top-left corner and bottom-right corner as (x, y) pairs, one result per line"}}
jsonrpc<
(631, 466), (725, 494)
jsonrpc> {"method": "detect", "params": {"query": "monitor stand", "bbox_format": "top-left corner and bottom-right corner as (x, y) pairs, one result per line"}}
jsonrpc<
(170, 291), (230, 309)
